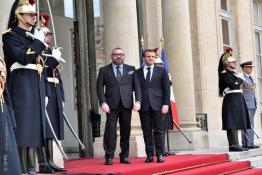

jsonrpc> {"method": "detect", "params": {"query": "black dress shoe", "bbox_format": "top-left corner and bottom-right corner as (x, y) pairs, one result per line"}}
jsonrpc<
(229, 145), (249, 152)
(164, 151), (175, 156)
(105, 159), (113, 165)
(157, 155), (164, 163)
(145, 156), (154, 163)
(243, 145), (260, 149)
(120, 158), (131, 164)
(39, 164), (54, 173)
(48, 163), (66, 172)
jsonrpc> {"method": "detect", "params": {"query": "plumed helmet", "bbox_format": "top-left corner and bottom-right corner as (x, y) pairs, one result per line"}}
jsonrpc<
(15, 0), (36, 15)
(154, 57), (163, 64)
(222, 48), (236, 65)
(39, 12), (52, 34)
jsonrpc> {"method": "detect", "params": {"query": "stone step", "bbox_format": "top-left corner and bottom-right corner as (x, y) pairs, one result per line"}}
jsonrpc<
(238, 155), (262, 168)
(228, 147), (262, 161)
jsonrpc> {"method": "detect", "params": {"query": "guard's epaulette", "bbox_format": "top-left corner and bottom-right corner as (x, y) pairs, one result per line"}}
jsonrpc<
(1, 28), (12, 35)
(221, 69), (227, 74)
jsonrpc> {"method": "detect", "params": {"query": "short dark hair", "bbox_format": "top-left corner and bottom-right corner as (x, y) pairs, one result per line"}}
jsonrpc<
(111, 47), (124, 54)
(142, 49), (156, 58)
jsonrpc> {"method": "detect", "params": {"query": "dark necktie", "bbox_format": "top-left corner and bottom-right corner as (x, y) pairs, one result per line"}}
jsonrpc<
(146, 67), (151, 85)
(249, 76), (254, 83)
(116, 66), (122, 82)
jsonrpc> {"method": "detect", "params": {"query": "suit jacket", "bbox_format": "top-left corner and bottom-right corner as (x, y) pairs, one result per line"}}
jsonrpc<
(135, 66), (170, 112)
(96, 63), (141, 110)
(240, 73), (257, 110)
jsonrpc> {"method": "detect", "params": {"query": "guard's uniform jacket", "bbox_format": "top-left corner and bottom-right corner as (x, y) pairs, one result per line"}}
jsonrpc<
(0, 88), (21, 175)
(220, 69), (251, 130)
(44, 49), (64, 140)
(2, 26), (47, 146)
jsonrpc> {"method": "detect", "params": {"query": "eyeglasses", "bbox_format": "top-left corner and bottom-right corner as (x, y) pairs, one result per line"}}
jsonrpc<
(112, 53), (124, 56)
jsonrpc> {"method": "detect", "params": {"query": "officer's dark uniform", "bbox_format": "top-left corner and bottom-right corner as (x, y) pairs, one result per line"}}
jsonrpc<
(2, 1), (47, 171)
(2, 26), (47, 173)
(218, 50), (251, 151)
(0, 69), (22, 175)
(41, 49), (65, 172)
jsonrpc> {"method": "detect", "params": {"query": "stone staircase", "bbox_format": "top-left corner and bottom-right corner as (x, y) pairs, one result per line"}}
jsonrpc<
(229, 147), (262, 168)
(176, 146), (262, 168)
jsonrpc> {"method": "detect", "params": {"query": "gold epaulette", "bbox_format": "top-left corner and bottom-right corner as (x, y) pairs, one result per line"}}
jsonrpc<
(1, 28), (11, 35)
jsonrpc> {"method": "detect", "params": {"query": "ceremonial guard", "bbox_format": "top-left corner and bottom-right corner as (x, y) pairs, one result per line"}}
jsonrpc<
(218, 48), (251, 152)
(36, 12), (66, 173)
(2, 0), (48, 174)
(0, 59), (22, 175)
(239, 61), (259, 149)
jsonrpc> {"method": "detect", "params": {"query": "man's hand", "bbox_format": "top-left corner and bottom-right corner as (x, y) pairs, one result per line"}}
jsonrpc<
(133, 101), (141, 111)
(102, 103), (110, 113)
(162, 105), (169, 114)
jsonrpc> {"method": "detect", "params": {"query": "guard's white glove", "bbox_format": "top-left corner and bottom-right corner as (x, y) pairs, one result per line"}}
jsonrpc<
(52, 47), (62, 61)
(51, 47), (66, 62)
(33, 28), (46, 44)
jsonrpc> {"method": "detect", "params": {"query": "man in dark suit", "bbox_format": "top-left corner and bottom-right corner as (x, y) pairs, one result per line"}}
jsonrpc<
(134, 49), (170, 163)
(96, 47), (141, 165)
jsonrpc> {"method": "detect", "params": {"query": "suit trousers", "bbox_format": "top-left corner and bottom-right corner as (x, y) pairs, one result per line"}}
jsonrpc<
(103, 103), (131, 159)
(18, 147), (36, 173)
(140, 107), (165, 156)
(241, 109), (256, 146)
(227, 130), (239, 146)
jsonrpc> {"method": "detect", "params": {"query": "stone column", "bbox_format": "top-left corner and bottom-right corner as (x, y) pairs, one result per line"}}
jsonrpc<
(139, 0), (163, 48)
(232, 0), (254, 63)
(93, 0), (146, 157)
(103, 0), (140, 67)
(162, 0), (207, 150)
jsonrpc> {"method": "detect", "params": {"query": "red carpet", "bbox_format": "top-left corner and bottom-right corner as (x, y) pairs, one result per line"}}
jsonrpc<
(230, 169), (262, 175)
(52, 153), (262, 175)
(60, 154), (231, 175)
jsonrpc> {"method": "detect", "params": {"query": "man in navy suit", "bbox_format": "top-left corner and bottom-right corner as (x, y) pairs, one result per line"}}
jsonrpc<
(239, 61), (259, 149)
(134, 49), (170, 163)
(97, 47), (141, 165)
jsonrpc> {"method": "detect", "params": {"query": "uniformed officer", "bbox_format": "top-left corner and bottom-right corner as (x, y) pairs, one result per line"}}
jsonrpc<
(239, 61), (259, 149)
(218, 48), (251, 152)
(2, 0), (48, 174)
(0, 58), (22, 175)
(36, 12), (66, 173)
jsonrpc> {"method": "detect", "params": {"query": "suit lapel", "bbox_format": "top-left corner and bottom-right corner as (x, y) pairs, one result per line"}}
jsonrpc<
(140, 67), (146, 81)
(109, 63), (118, 83)
(151, 66), (158, 83)
(121, 64), (128, 81)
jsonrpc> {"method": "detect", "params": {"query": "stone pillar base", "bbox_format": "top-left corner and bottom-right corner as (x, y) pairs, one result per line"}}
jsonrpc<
(168, 130), (209, 151)
(93, 135), (146, 158)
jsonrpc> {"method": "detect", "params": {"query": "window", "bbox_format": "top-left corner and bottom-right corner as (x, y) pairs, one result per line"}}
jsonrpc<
(39, 0), (75, 19)
(219, 0), (232, 52)
(220, 0), (229, 12)
(253, 0), (262, 114)
(254, 0), (260, 26)
(221, 18), (231, 51)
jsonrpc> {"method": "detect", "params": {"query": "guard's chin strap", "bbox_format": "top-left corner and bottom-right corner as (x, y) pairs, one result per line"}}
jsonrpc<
(229, 65), (236, 70)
